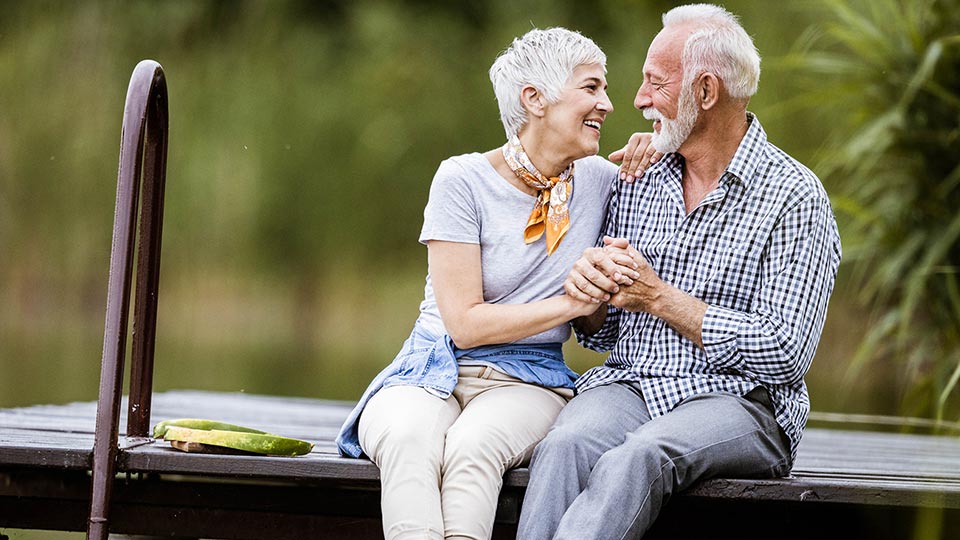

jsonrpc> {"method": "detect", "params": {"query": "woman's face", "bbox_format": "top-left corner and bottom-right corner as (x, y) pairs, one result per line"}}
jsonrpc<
(541, 63), (613, 162)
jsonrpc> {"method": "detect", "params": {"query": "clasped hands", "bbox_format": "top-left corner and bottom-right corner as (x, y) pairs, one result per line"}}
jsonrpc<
(565, 236), (663, 313)
(564, 132), (663, 316)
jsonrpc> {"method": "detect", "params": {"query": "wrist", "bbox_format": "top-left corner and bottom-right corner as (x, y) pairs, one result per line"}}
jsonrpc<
(647, 282), (675, 318)
(558, 293), (586, 316)
(573, 303), (607, 336)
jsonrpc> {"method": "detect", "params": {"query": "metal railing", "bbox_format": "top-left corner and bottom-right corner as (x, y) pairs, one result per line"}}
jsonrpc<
(88, 59), (168, 540)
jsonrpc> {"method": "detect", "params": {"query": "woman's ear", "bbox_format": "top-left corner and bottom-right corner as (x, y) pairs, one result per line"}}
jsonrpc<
(520, 85), (546, 118)
(698, 73), (720, 110)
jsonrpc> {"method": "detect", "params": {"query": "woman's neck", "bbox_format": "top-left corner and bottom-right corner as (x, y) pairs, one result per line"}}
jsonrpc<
(518, 130), (570, 178)
(485, 149), (539, 196)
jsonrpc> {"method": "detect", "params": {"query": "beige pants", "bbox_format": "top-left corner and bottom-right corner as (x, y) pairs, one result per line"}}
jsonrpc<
(358, 365), (573, 540)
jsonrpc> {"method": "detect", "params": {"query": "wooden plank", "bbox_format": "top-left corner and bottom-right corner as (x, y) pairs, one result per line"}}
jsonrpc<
(0, 466), (517, 538)
(0, 426), (92, 469)
(685, 475), (960, 508)
(3, 390), (960, 510)
(0, 428), (94, 445)
(0, 468), (388, 539)
(118, 445), (382, 483)
(0, 390), (352, 439)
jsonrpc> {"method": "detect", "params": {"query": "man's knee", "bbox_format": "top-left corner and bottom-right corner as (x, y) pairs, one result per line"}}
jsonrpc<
(531, 423), (594, 466)
(620, 431), (674, 470)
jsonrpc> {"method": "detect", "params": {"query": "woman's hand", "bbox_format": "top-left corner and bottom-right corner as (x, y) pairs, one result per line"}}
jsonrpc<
(429, 240), (613, 349)
(564, 238), (642, 304)
(600, 236), (662, 313)
(562, 292), (606, 319)
(608, 132), (663, 183)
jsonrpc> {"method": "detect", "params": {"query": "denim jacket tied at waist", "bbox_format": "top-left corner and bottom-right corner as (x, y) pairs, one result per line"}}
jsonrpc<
(335, 321), (578, 458)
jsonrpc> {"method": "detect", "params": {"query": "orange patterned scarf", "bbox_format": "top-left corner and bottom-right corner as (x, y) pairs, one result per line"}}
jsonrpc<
(502, 135), (574, 255)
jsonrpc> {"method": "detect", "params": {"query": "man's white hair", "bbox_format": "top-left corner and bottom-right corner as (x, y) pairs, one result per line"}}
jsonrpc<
(663, 3), (761, 100)
(489, 27), (606, 139)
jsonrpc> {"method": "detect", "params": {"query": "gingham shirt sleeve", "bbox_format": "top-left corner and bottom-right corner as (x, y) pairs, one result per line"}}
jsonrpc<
(576, 305), (622, 352)
(576, 174), (622, 352)
(701, 193), (841, 385)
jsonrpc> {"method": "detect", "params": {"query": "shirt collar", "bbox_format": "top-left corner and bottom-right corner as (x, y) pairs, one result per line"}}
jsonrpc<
(646, 112), (766, 189)
(723, 112), (765, 189)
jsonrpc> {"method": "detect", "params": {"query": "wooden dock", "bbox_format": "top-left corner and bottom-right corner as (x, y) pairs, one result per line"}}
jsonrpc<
(4, 60), (959, 539)
(2, 390), (959, 539)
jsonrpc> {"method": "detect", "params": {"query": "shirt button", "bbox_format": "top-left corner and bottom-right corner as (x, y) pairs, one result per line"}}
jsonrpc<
(663, 273), (673, 282)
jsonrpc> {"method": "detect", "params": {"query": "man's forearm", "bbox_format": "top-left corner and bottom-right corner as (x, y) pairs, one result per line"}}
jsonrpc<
(573, 303), (609, 337)
(612, 281), (707, 348)
(651, 285), (708, 349)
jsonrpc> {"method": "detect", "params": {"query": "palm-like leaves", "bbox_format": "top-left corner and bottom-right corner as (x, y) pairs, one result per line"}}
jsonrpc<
(784, 0), (960, 424)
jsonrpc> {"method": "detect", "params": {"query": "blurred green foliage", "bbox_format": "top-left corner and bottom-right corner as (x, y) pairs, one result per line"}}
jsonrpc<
(780, 0), (960, 424)
(0, 0), (944, 424)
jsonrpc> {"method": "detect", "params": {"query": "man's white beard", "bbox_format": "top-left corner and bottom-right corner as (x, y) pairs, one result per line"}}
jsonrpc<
(644, 83), (698, 154)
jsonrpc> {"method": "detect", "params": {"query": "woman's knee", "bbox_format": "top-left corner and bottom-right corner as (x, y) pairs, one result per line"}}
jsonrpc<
(359, 388), (457, 464)
(443, 422), (502, 472)
(375, 415), (447, 460)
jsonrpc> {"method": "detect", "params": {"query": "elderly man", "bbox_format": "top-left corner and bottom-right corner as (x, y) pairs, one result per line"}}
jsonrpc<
(517, 4), (842, 539)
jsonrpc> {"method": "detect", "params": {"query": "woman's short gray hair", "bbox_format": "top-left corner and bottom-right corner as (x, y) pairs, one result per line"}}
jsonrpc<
(489, 27), (606, 138)
(663, 3), (761, 100)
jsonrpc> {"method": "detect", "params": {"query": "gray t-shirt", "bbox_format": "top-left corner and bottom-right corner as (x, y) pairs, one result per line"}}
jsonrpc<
(417, 152), (617, 344)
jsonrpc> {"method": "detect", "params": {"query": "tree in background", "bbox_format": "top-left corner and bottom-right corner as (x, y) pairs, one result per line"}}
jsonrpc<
(784, 0), (960, 424)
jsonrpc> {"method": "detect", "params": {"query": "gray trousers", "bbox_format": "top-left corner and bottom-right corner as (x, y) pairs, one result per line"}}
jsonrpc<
(516, 382), (792, 540)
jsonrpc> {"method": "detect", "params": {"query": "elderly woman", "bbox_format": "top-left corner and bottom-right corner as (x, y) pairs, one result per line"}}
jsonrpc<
(336, 28), (652, 540)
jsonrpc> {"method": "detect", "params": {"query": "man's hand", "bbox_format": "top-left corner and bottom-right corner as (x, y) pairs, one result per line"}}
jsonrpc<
(564, 237), (641, 304)
(602, 238), (708, 347)
(608, 132), (663, 184)
(601, 237), (664, 313)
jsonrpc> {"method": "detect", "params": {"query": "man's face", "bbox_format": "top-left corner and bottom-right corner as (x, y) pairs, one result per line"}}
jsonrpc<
(634, 26), (698, 154)
(644, 77), (698, 154)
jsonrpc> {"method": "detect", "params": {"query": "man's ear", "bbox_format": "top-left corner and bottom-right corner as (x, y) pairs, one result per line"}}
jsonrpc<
(520, 85), (547, 118)
(698, 73), (720, 110)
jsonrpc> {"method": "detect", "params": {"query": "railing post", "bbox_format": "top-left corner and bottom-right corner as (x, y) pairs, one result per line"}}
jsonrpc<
(87, 59), (168, 540)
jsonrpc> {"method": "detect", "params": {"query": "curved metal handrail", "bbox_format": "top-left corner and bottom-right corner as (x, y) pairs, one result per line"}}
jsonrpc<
(88, 59), (169, 540)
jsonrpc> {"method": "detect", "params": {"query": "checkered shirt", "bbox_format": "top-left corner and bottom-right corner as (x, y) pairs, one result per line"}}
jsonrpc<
(576, 114), (842, 462)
